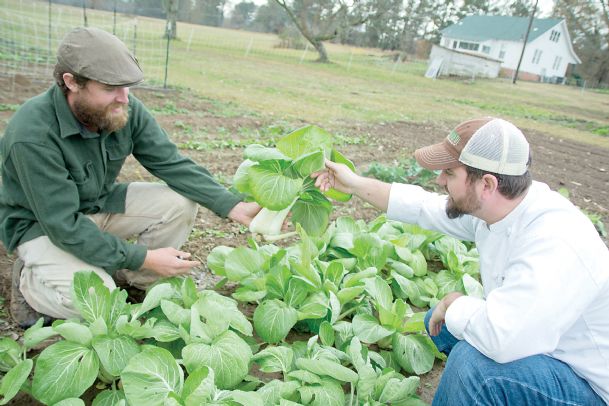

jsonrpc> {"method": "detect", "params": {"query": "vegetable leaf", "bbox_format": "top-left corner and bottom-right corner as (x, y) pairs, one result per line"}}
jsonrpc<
(32, 341), (100, 405)
(121, 347), (183, 406)
(249, 161), (303, 210)
(182, 330), (252, 389)
(0, 359), (33, 405)
(392, 333), (435, 375)
(254, 300), (298, 344)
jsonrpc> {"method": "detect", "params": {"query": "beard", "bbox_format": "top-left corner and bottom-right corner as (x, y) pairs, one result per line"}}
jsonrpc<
(445, 184), (481, 219)
(72, 97), (128, 133)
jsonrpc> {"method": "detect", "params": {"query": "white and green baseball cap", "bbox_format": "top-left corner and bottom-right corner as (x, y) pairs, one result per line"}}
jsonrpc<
(414, 117), (530, 176)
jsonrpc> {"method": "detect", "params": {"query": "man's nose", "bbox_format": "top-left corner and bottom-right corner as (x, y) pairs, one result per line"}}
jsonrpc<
(115, 87), (129, 104)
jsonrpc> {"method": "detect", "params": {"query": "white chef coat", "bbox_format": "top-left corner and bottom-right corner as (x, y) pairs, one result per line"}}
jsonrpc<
(387, 181), (609, 403)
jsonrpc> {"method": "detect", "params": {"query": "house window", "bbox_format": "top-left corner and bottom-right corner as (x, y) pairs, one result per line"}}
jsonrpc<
(553, 56), (562, 70)
(458, 41), (479, 51)
(499, 50), (506, 60)
(482, 45), (491, 54)
(532, 49), (542, 64)
(550, 30), (561, 42)
(453, 41), (457, 49)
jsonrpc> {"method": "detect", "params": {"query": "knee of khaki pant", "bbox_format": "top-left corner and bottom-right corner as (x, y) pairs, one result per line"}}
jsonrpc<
(172, 193), (198, 228)
(19, 262), (117, 320)
(116, 183), (200, 250)
(151, 185), (197, 218)
(140, 188), (198, 249)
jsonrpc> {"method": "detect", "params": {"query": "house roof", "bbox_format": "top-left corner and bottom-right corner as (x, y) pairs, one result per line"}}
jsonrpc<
(441, 15), (563, 43)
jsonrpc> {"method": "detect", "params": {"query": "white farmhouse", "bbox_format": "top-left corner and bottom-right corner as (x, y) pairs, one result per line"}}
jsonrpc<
(438, 15), (581, 82)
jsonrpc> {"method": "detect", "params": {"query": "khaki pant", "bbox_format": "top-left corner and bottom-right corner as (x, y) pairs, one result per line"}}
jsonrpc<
(16, 182), (198, 319)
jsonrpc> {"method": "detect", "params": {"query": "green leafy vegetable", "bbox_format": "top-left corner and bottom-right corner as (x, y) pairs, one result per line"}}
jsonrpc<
(235, 125), (354, 239)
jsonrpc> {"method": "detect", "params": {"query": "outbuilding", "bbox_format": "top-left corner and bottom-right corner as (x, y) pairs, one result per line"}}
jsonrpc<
(432, 15), (581, 82)
(426, 45), (502, 79)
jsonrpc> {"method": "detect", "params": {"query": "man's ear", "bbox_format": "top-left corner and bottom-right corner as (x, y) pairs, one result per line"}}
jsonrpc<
(62, 73), (80, 93)
(481, 174), (498, 197)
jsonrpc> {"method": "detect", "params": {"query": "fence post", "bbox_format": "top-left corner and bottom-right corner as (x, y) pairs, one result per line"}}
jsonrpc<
(245, 37), (253, 57)
(391, 54), (400, 75)
(186, 27), (194, 52)
(299, 43), (309, 64)
(164, 21), (171, 89)
(48, 0), (52, 59)
(347, 49), (353, 71)
(33, 15), (39, 64)
(82, 0), (88, 27)
(132, 18), (137, 57)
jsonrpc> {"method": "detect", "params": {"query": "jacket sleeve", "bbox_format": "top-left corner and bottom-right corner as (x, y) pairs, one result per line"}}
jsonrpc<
(128, 98), (241, 218)
(445, 236), (600, 363)
(7, 142), (147, 272)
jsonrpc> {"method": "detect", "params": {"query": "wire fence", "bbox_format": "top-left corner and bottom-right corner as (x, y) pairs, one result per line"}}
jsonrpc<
(4, 0), (601, 100)
(0, 0), (415, 95)
(0, 0), (172, 88)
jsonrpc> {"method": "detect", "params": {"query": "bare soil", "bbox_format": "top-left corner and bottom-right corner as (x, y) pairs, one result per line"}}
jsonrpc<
(0, 76), (607, 405)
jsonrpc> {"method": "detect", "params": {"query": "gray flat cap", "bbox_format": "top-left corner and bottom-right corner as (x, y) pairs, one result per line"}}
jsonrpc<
(57, 27), (144, 87)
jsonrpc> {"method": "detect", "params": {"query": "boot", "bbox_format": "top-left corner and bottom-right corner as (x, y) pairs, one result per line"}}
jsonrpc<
(114, 269), (147, 304)
(10, 258), (52, 329)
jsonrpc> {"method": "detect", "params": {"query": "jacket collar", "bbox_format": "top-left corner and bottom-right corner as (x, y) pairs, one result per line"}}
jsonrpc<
(487, 183), (536, 233)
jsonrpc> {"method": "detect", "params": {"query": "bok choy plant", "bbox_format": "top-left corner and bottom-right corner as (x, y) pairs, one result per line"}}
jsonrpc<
(233, 125), (355, 240)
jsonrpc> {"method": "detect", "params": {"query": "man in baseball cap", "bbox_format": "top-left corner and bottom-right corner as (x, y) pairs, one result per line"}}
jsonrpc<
(312, 118), (609, 404)
(0, 27), (261, 327)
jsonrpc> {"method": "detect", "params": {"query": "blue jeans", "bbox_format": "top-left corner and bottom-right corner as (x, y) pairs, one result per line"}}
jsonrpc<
(424, 308), (605, 405)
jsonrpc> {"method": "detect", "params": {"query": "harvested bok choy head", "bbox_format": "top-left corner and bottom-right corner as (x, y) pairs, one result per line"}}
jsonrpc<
(234, 125), (355, 240)
(248, 205), (297, 241)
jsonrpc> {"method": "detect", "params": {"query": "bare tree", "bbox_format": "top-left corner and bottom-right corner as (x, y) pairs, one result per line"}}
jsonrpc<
(554, 0), (609, 86)
(273, 0), (375, 62)
(601, 0), (609, 48)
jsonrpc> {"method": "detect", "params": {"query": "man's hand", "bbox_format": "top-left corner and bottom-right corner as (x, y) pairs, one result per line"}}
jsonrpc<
(228, 201), (262, 227)
(311, 159), (360, 195)
(312, 159), (392, 212)
(143, 247), (200, 277)
(429, 291), (464, 336)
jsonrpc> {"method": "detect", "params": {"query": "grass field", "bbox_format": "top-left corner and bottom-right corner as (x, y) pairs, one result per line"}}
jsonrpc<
(2, 0), (609, 148)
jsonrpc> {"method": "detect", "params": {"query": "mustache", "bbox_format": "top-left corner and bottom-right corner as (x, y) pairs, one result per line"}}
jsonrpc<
(107, 103), (127, 112)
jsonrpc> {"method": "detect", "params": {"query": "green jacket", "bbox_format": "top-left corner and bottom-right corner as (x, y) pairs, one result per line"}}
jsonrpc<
(0, 85), (241, 272)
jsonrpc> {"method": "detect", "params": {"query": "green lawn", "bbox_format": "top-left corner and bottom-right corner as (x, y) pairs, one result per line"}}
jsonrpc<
(2, 0), (609, 147)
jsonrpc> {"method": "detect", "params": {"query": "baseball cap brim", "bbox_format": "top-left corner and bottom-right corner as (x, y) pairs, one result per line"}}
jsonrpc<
(414, 142), (462, 171)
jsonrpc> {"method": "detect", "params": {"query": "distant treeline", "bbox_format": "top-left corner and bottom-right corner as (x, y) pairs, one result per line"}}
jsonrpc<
(51, 0), (238, 29)
(48, 0), (608, 87)
(51, 0), (166, 19)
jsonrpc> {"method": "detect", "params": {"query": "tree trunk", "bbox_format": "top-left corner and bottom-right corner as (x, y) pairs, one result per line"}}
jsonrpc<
(273, 0), (332, 63)
(312, 40), (329, 62)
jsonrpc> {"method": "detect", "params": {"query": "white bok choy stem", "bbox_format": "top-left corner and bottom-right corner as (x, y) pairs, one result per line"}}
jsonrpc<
(249, 199), (297, 241)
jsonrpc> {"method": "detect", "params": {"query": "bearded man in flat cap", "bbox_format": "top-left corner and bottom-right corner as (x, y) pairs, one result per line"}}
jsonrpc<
(0, 27), (260, 326)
